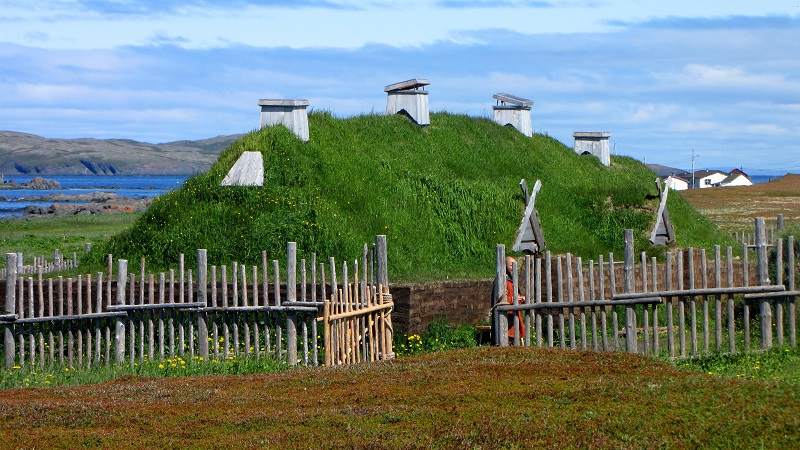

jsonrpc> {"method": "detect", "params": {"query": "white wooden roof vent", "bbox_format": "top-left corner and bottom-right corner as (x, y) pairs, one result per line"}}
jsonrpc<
(492, 93), (533, 137)
(384, 78), (430, 126)
(258, 99), (310, 142)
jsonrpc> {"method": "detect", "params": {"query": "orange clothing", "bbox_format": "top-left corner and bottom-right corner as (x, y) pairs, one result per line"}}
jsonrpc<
(505, 278), (525, 339)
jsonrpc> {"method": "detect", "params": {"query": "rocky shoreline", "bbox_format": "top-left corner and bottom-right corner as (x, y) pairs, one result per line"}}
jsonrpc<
(0, 176), (62, 190)
(19, 192), (153, 217)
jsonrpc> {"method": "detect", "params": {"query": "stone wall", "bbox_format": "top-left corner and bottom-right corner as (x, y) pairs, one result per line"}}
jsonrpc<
(390, 280), (493, 335)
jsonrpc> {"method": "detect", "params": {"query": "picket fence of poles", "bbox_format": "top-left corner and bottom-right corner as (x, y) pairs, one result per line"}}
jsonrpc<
(0, 236), (394, 370)
(495, 217), (800, 357)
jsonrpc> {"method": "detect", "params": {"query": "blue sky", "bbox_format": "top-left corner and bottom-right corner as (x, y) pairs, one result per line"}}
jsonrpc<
(1, 1), (799, 174)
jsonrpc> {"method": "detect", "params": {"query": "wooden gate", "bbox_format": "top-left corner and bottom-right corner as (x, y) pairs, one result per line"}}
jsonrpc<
(323, 283), (393, 366)
(323, 235), (394, 366)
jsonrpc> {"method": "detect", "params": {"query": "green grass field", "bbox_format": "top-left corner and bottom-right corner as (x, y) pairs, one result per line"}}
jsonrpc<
(0, 214), (139, 269)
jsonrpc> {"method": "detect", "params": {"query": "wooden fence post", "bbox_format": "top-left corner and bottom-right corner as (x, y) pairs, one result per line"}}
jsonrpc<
(665, 251), (674, 357)
(376, 235), (388, 288)
(197, 249), (209, 360)
(114, 259), (128, 364)
(777, 214), (784, 231)
(493, 244), (508, 347)
(4, 253), (17, 369)
(789, 235), (796, 348)
(756, 218), (772, 349)
(777, 239), (784, 347)
(623, 230), (637, 353)
(375, 235), (393, 358)
(286, 242), (298, 366)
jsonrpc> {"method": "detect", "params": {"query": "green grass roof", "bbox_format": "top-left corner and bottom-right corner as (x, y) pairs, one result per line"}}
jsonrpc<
(91, 112), (728, 281)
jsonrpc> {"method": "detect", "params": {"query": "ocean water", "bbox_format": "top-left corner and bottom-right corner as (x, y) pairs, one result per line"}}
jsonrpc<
(0, 175), (187, 218)
(750, 175), (782, 184)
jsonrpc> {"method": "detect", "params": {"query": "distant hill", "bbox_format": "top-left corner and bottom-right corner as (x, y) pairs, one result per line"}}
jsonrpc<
(0, 131), (243, 175)
(646, 163), (688, 178)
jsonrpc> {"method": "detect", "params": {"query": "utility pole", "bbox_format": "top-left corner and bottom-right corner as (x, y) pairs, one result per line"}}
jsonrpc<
(691, 149), (695, 188)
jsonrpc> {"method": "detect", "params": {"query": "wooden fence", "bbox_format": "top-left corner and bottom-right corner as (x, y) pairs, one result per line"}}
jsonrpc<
(0, 248), (83, 280)
(1, 237), (394, 370)
(495, 217), (799, 357)
(729, 213), (785, 247)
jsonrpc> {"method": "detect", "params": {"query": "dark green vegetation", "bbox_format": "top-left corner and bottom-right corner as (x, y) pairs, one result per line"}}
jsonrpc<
(1, 318), (476, 390)
(85, 112), (728, 281)
(2, 346), (799, 448)
(0, 353), (288, 390)
(677, 345), (800, 383)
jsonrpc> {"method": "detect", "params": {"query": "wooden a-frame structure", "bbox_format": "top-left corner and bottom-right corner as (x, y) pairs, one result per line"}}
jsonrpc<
(513, 179), (546, 254)
(650, 176), (676, 246)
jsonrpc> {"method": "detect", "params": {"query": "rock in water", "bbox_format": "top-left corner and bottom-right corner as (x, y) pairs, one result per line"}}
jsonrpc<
(21, 177), (62, 190)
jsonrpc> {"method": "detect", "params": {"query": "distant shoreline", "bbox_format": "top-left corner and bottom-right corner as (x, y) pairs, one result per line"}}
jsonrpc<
(0, 176), (62, 190)
(0, 174), (185, 219)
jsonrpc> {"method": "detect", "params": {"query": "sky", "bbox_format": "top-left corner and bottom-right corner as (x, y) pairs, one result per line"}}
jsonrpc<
(1, 1), (799, 174)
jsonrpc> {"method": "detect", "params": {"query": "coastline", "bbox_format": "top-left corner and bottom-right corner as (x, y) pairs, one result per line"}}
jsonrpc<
(0, 174), (185, 219)
(15, 193), (154, 217)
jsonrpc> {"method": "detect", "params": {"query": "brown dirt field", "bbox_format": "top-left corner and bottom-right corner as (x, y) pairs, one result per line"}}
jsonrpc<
(679, 174), (800, 232)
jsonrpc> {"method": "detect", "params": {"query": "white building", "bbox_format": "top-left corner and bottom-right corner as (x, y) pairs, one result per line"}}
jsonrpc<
(692, 170), (728, 188)
(666, 176), (689, 191)
(719, 169), (753, 187)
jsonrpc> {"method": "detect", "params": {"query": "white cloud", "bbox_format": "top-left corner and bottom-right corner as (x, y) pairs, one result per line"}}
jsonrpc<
(743, 124), (789, 136)
(668, 121), (721, 133)
(623, 104), (679, 123)
(679, 64), (792, 89)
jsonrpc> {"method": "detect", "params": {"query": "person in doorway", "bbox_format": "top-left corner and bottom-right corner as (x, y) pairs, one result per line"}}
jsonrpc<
(503, 256), (526, 341)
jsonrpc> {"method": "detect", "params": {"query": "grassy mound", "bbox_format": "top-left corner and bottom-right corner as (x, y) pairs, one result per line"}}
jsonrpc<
(89, 112), (728, 281)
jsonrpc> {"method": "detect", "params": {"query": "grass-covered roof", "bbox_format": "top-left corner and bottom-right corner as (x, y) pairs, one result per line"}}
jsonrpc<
(90, 112), (728, 281)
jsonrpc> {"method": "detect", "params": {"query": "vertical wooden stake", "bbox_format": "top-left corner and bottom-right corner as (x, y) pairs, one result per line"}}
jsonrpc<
(756, 218), (772, 349)
(114, 259), (128, 364)
(623, 229), (636, 353)
(494, 245), (508, 347)
(777, 239), (784, 347)
(4, 253), (18, 369)
(789, 235), (796, 348)
(197, 249), (209, 360)
(598, 254), (607, 351)
(287, 242), (298, 366)
(546, 251), (554, 348)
